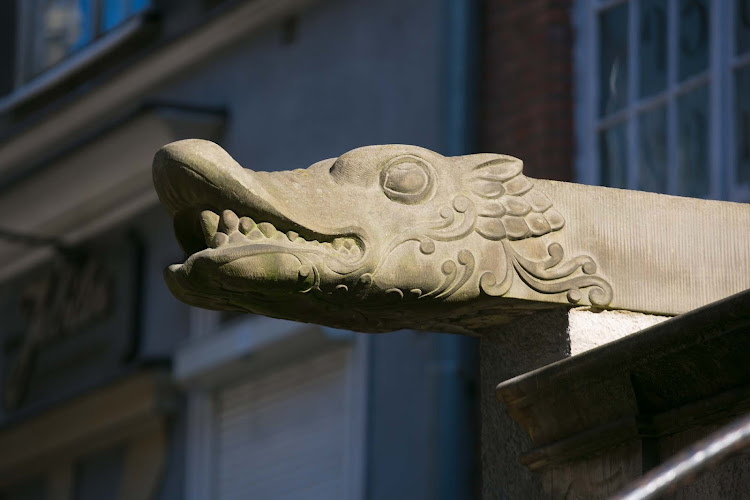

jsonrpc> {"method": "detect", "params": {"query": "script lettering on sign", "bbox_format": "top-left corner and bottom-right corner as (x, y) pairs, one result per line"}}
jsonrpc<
(4, 258), (111, 410)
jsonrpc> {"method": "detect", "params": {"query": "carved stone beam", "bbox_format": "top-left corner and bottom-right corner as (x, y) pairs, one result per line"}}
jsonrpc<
(153, 140), (750, 335)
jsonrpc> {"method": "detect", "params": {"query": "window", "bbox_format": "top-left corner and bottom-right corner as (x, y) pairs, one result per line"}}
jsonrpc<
(19, 0), (151, 83)
(577, 0), (750, 202)
(215, 348), (352, 500)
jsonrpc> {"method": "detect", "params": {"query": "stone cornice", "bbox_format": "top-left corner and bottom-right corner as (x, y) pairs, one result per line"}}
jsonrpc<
(495, 288), (750, 471)
(0, 105), (224, 284)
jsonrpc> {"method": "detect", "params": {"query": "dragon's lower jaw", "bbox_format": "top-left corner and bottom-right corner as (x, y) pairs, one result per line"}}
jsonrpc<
(167, 206), (364, 281)
(164, 207), (369, 308)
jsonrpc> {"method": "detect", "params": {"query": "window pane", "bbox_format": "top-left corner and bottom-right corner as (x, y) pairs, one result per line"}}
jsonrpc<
(738, 0), (750, 55)
(677, 85), (709, 197)
(599, 4), (629, 116)
(679, 0), (709, 81)
(599, 123), (628, 188)
(640, 0), (668, 97)
(638, 105), (668, 193)
(736, 66), (750, 185)
(101, 0), (128, 31)
(34, 0), (94, 74)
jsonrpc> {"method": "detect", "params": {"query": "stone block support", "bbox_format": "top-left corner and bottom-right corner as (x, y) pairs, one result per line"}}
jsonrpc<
(479, 309), (667, 499)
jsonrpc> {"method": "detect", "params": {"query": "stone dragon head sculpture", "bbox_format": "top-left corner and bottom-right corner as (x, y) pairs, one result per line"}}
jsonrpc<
(153, 140), (611, 334)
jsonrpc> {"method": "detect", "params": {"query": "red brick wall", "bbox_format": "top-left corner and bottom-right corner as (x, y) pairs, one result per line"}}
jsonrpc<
(479, 0), (575, 181)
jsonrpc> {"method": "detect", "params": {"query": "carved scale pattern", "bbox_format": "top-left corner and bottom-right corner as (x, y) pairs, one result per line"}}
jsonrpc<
(364, 167), (613, 306)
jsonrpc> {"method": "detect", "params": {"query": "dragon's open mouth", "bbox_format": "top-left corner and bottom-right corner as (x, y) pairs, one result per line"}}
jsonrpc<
(184, 208), (364, 264)
(153, 140), (368, 273)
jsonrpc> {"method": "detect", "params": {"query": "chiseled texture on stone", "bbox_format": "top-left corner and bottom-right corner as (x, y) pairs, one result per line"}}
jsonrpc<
(152, 139), (750, 335)
(538, 180), (750, 316)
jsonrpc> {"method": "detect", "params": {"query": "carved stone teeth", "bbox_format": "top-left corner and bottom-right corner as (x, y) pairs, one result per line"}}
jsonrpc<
(243, 227), (261, 240)
(219, 209), (239, 234)
(213, 232), (229, 247)
(257, 222), (276, 238)
(203, 211), (360, 259)
(200, 210), (220, 244)
(228, 231), (247, 245)
(239, 217), (256, 235)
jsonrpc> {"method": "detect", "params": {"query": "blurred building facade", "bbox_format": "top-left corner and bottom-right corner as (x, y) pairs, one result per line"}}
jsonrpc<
(0, 1), (746, 500)
(0, 1), (479, 499)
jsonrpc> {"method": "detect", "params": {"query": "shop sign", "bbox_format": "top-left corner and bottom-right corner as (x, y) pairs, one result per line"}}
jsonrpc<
(1, 236), (140, 414)
(4, 258), (111, 409)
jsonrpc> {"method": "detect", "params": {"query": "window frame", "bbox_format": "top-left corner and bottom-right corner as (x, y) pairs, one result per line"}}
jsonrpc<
(575, 0), (748, 202)
(1, 0), (153, 113)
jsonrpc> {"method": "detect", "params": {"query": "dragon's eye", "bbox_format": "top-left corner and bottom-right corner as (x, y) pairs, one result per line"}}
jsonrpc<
(380, 156), (435, 204)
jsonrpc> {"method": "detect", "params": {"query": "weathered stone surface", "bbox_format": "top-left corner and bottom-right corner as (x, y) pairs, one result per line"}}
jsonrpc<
(567, 308), (668, 355)
(152, 139), (750, 335)
(478, 310), (571, 499)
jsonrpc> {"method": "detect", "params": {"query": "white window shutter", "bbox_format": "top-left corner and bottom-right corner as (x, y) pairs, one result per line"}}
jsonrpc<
(215, 347), (351, 500)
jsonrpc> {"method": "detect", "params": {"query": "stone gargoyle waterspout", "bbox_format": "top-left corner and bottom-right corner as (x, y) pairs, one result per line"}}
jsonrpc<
(153, 139), (750, 335)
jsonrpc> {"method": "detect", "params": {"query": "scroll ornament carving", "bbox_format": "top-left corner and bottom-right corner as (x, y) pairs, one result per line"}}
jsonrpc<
(364, 156), (613, 307)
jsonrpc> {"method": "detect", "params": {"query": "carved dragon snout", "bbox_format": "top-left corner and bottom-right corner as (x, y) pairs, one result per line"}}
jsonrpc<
(153, 139), (612, 334)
